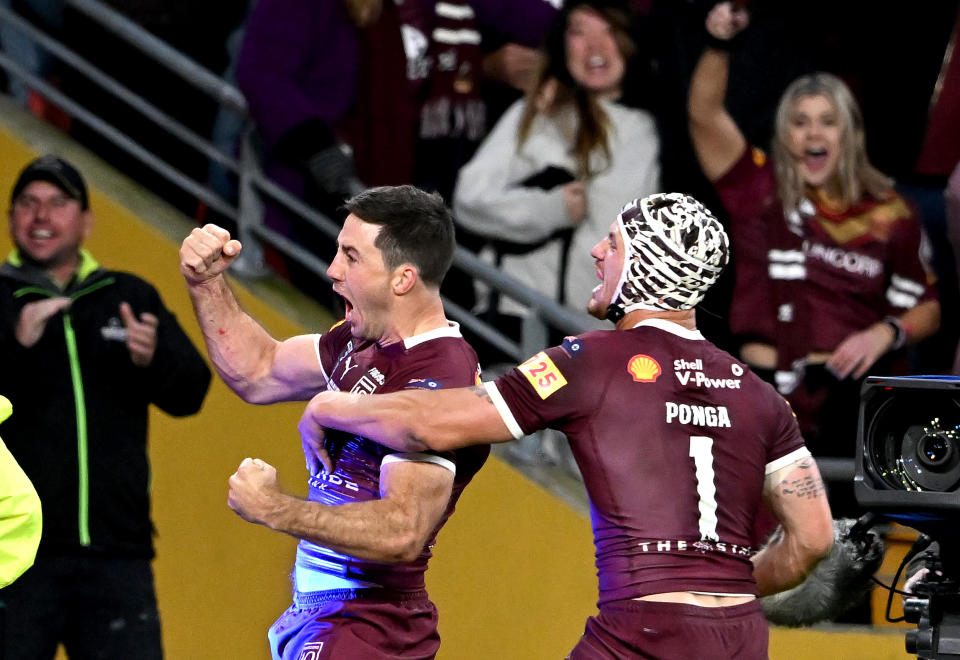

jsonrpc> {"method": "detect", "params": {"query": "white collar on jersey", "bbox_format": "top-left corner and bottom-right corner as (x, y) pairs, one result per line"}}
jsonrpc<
(630, 317), (704, 341)
(403, 321), (462, 349)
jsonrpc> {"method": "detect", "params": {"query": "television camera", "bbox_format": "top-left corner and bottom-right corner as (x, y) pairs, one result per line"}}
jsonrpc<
(856, 376), (960, 659)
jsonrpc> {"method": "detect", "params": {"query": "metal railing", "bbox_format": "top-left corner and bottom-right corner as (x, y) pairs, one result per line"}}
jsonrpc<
(0, 0), (595, 366)
(0, 0), (861, 489)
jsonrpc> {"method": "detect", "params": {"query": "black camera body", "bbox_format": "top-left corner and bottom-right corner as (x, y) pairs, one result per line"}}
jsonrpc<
(856, 376), (960, 658)
(856, 376), (960, 531)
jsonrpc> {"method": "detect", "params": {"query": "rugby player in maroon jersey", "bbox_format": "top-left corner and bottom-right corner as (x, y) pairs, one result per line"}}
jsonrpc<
(299, 192), (835, 658)
(180, 185), (487, 659)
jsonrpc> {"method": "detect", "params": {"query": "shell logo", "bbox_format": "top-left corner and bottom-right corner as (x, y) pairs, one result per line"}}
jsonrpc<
(627, 354), (661, 383)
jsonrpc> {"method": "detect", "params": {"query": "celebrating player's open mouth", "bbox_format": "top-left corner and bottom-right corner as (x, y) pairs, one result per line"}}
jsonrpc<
(586, 222), (624, 319)
(340, 293), (354, 323)
(337, 291), (370, 339)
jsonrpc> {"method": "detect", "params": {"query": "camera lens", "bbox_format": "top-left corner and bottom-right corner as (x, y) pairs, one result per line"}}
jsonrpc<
(857, 379), (960, 524)
(863, 392), (960, 492)
(918, 433), (954, 469)
(900, 423), (960, 491)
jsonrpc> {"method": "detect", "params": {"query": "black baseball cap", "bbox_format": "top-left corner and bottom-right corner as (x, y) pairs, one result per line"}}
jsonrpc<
(11, 155), (89, 210)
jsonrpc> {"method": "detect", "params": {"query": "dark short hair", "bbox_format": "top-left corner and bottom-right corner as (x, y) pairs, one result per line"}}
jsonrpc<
(11, 155), (89, 210)
(344, 185), (455, 287)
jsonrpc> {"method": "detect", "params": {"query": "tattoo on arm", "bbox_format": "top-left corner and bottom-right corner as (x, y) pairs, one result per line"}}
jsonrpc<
(778, 459), (826, 499)
(406, 433), (427, 448)
(470, 385), (494, 406)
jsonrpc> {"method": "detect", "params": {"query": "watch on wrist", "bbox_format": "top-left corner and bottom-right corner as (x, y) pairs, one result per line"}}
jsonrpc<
(882, 316), (907, 351)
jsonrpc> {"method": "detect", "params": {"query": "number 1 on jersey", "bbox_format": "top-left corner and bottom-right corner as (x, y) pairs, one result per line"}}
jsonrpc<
(689, 435), (720, 541)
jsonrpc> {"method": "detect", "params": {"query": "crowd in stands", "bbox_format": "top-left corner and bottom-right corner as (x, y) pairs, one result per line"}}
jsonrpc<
(3, 0), (960, 519)
(454, 0), (659, 338)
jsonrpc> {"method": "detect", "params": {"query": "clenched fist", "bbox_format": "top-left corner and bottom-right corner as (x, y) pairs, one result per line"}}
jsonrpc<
(180, 224), (243, 285)
(228, 457), (283, 527)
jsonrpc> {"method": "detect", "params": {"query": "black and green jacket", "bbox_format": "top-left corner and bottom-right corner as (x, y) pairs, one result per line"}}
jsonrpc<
(0, 249), (211, 559)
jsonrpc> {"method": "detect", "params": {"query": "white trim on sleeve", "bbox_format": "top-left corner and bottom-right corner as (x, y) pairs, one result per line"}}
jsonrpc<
(891, 274), (925, 296)
(886, 288), (919, 309)
(382, 452), (456, 475)
(765, 446), (812, 475)
(313, 334), (336, 390)
(484, 381), (524, 440)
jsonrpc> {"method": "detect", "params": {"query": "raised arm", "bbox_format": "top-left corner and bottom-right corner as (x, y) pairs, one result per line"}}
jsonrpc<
(687, 2), (750, 182)
(751, 455), (834, 596)
(300, 385), (516, 463)
(179, 224), (326, 403)
(228, 456), (456, 563)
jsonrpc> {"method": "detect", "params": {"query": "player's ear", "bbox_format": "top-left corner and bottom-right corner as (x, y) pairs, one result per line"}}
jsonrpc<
(392, 264), (418, 295)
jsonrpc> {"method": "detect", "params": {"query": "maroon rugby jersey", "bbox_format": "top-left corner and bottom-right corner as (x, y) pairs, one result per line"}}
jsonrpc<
(489, 319), (807, 605)
(715, 146), (936, 367)
(297, 321), (487, 592)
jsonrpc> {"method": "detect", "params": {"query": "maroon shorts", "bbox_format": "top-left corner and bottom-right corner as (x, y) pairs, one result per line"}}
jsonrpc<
(568, 598), (768, 660)
(268, 589), (440, 660)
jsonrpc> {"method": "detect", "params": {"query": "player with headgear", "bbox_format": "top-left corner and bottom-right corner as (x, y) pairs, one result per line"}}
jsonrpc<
(600, 192), (730, 322)
(298, 192), (835, 658)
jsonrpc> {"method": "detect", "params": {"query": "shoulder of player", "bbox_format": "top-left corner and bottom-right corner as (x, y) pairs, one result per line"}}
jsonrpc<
(738, 369), (794, 419)
(391, 338), (479, 389)
(403, 331), (477, 362)
(542, 328), (662, 361)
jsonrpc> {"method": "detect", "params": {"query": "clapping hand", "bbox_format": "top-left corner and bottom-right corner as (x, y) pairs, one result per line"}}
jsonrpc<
(120, 302), (158, 367)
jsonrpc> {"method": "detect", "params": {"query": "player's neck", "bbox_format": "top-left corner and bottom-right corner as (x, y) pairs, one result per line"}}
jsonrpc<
(379, 293), (450, 346)
(617, 308), (696, 331)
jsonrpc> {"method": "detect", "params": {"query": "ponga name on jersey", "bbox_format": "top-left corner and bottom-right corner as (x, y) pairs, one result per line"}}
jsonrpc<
(664, 402), (731, 428)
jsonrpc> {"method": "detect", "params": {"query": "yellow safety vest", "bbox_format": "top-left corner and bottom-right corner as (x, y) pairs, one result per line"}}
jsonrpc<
(0, 395), (42, 588)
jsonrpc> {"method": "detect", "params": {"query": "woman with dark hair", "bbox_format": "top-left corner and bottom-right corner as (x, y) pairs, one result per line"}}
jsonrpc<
(453, 0), (660, 330)
(688, 2), (940, 514)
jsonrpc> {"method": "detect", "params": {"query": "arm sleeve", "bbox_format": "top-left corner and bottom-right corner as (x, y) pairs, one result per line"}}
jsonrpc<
(885, 204), (938, 313)
(764, 394), (809, 469)
(491, 339), (598, 436)
(0, 435), (41, 589)
(453, 102), (573, 243)
(315, 321), (350, 381)
(712, 146), (775, 228)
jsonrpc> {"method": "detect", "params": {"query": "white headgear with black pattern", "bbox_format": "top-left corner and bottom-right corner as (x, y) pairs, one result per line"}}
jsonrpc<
(608, 192), (729, 316)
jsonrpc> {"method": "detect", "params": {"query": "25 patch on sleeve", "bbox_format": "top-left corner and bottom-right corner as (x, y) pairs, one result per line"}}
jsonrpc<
(518, 352), (567, 399)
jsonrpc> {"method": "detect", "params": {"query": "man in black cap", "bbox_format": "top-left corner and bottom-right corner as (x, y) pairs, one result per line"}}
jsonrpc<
(0, 155), (212, 659)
